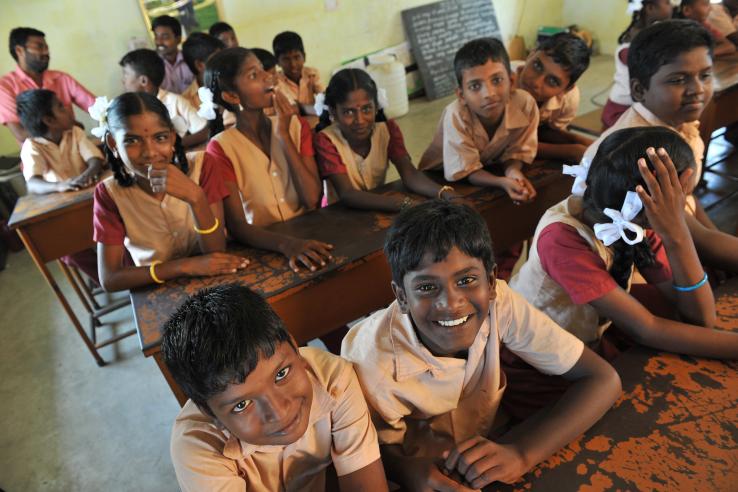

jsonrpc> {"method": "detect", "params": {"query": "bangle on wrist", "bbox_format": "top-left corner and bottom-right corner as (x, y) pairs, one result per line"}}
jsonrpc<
(437, 185), (455, 200)
(149, 260), (165, 284)
(399, 196), (414, 212)
(672, 272), (708, 292)
(193, 217), (219, 235)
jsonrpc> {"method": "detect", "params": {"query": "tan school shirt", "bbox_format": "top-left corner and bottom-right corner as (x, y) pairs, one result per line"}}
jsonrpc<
(418, 89), (539, 181)
(20, 126), (102, 182)
(341, 280), (583, 458)
(513, 62), (581, 130)
(157, 87), (208, 137)
(170, 347), (381, 492)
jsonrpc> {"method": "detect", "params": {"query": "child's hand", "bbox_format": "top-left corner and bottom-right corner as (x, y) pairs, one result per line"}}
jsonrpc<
(164, 164), (205, 205)
(55, 179), (82, 192)
(499, 177), (533, 204)
(273, 88), (298, 136)
(403, 456), (479, 492)
(636, 147), (692, 244)
(281, 237), (334, 272)
(443, 436), (528, 489)
(181, 252), (250, 277)
(504, 167), (537, 202)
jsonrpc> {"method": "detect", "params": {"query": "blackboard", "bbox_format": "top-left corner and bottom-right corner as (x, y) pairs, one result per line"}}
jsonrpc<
(402, 0), (502, 100)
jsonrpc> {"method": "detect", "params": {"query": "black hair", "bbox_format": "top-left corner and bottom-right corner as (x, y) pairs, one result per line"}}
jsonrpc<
(272, 31), (305, 58)
(454, 37), (510, 86)
(251, 47), (277, 71)
(103, 92), (188, 187)
(314, 68), (387, 132)
(15, 89), (55, 137)
(119, 48), (166, 88)
(536, 32), (591, 86)
(208, 21), (234, 38)
(618, 0), (666, 43)
(203, 47), (253, 137)
(8, 27), (45, 61)
(628, 19), (713, 89)
(583, 126), (695, 289)
(384, 200), (496, 284)
(151, 15), (182, 38)
(160, 284), (293, 414)
(182, 32), (224, 75)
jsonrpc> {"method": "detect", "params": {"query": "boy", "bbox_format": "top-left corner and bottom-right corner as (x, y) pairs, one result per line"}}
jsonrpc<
(162, 284), (389, 492)
(152, 15), (195, 94)
(17, 88), (102, 194)
(418, 38), (539, 204)
(272, 31), (324, 118)
(514, 32), (594, 162)
(582, 19), (738, 272)
(252, 47), (278, 77)
(209, 21), (239, 48)
(181, 32), (224, 109)
(342, 200), (621, 491)
(680, 0), (737, 55)
(119, 48), (208, 149)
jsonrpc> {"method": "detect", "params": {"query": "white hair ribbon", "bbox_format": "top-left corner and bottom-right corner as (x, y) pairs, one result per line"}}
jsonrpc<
(197, 87), (218, 121)
(627, 0), (644, 14)
(88, 96), (112, 141)
(377, 88), (389, 110)
(594, 191), (645, 246)
(562, 157), (591, 196)
(313, 92), (327, 116)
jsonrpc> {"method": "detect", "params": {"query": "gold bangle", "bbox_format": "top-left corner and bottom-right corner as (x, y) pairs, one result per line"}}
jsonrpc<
(437, 185), (455, 199)
(149, 260), (165, 284)
(193, 217), (219, 235)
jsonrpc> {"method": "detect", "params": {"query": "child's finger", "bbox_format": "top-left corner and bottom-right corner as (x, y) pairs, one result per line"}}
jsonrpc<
(647, 147), (671, 190)
(469, 464), (505, 490)
(656, 147), (681, 190)
(637, 158), (661, 202)
(444, 437), (482, 471)
(288, 256), (300, 273)
(297, 254), (317, 272)
(310, 242), (334, 259)
(303, 249), (326, 267)
(635, 184), (654, 210)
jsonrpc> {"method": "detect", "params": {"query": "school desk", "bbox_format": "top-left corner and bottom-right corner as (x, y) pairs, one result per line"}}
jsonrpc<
(132, 162), (574, 405)
(494, 278), (738, 492)
(8, 185), (132, 367)
(700, 53), (738, 156)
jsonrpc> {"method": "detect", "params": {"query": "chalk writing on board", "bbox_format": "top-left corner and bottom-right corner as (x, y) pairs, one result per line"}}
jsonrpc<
(402, 0), (501, 100)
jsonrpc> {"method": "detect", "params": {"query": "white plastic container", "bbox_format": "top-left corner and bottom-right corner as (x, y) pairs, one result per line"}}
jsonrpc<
(366, 55), (409, 119)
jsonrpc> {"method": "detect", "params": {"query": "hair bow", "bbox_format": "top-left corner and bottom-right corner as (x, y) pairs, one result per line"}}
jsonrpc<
(627, 0), (644, 14)
(562, 157), (591, 196)
(313, 92), (327, 116)
(377, 88), (389, 110)
(197, 86), (218, 120)
(88, 96), (112, 141)
(594, 191), (645, 246)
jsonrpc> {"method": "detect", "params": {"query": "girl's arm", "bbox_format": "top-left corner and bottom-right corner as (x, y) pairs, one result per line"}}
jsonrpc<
(70, 157), (104, 188)
(328, 173), (407, 212)
(685, 213), (738, 273)
(181, 127), (209, 149)
(393, 154), (458, 200)
(221, 182), (333, 272)
(274, 91), (323, 209)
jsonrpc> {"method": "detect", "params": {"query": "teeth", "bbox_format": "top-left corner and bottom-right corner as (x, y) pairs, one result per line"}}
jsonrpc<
(437, 315), (470, 327)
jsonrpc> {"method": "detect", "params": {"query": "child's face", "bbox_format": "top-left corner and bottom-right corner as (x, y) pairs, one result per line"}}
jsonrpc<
(457, 59), (511, 125)
(277, 49), (306, 82)
(222, 54), (274, 111)
(206, 341), (314, 446)
(44, 96), (75, 133)
(106, 111), (175, 180)
(633, 46), (713, 126)
(216, 30), (239, 49)
(645, 0), (674, 22)
(332, 89), (376, 142)
(518, 51), (572, 103)
(121, 64), (147, 93)
(682, 0), (711, 22)
(154, 26), (180, 58)
(393, 246), (496, 357)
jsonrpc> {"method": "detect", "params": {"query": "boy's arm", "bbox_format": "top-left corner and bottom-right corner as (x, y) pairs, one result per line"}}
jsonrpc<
(338, 459), (388, 492)
(70, 157), (104, 188)
(536, 126), (593, 162)
(26, 175), (79, 194)
(181, 127), (209, 148)
(381, 444), (476, 492)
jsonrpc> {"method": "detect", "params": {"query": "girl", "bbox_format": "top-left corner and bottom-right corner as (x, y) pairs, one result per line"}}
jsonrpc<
(602, 0), (673, 129)
(93, 92), (248, 292)
(314, 68), (459, 212)
(678, 0), (737, 56)
(199, 47), (333, 272)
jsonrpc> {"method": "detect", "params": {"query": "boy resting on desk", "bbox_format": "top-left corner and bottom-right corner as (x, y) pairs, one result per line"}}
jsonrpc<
(341, 200), (621, 491)
(162, 284), (389, 492)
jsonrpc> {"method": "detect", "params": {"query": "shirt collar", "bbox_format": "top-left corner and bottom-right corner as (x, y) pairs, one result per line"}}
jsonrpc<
(632, 102), (700, 138)
(13, 65), (58, 87)
(162, 51), (185, 67)
(504, 89), (533, 130)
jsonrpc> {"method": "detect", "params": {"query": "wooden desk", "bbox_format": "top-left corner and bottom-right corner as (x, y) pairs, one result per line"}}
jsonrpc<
(133, 162), (573, 405)
(700, 53), (738, 153)
(569, 108), (604, 137)
(497, 279), (738, 491)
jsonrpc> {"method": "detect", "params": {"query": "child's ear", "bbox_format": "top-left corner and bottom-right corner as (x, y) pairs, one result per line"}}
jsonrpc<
(221, 90), (241, 108)
(488, 265), (498, 301)
(194, 59), (207, 76)
(455, 86), (464, 101)
(391, 280), (410, 314)
(630, 78), (646, 103)
(40, 114), (56, 129)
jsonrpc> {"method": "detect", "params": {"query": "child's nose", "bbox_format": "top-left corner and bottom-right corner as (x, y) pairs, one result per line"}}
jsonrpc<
(260, 393), (290, 423)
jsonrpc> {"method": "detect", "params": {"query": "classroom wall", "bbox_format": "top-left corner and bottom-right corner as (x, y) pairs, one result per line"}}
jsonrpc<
(0, 0), (571, 156)
(562, 0), (631, 55)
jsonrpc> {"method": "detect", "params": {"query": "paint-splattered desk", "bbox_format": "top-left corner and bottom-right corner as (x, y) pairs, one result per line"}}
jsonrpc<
(132, 162), (573, 405)
(496, 279), (738, 492)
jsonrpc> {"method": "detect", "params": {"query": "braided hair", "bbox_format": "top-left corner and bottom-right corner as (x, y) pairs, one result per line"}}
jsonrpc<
(314, 68), (387, 133)
(618, 0), (671, 43)
(583, 126), (695, 289)
(104, 92), (188, 187)
(203, 47), (253, 138)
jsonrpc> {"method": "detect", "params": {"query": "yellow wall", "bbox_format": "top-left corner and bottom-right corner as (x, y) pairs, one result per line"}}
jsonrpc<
(0, 0), (572, 155)
(562, 0), (631, 55)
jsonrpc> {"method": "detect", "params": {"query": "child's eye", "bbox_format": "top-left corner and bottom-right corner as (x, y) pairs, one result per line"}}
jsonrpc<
(533, 60), (543, 72)
(668, 77), (686, 85)
(458, 276), (477, 286)
(123, 137), (138, 145)
(416, 283), (437, 293)
(342, 109), (355, 117)
(700, 72), (712, 81)
(155, 134), (169, 142)
(546, 76), (561, 88)
(233, 399), (252, 414)
(275, 365), (291, 382)
(492, 77), (503, 85)
(468, 82), (481, 91)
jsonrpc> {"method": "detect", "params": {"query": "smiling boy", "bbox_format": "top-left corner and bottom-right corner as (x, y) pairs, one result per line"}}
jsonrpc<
(152, 15), (194, 94)
(419, 38), (539, 204)
(515, 33), (594, 162)
(342, 200), (621, 491)
(272, 31), (324, 120)
(163, 284), (388, 492)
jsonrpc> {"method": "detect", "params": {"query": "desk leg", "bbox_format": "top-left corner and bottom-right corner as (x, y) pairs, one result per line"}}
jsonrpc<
(153, 352), (188, 407)
(16, 229), (105, 367)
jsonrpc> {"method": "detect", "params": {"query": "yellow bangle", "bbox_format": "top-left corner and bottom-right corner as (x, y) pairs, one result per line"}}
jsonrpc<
(193, 217), (219, 235)
(437, 185), (455, 199)
(149, 260), (165, 284)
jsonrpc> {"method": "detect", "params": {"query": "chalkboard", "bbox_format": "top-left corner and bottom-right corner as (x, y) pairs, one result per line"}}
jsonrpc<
(402, 0), (502, 100)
